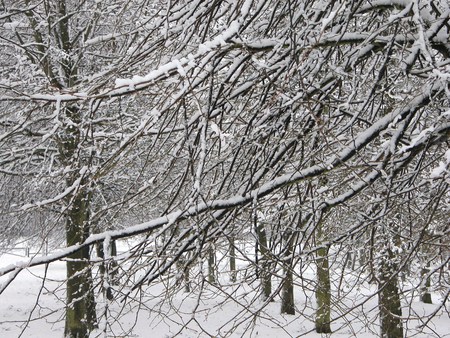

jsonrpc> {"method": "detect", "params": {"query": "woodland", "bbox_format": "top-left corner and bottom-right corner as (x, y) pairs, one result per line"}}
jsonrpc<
(0, 0), (449, 337)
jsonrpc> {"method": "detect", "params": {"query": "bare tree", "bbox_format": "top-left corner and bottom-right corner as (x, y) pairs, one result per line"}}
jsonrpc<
(1, 0), (449, 337)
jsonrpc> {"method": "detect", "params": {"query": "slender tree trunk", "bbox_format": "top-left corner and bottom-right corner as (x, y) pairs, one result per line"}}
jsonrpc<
(96, 240), (116, 301)
(420, 232), (432, 304)
(420, 262), (432, 304)
(359, 247), (365, 268)
(346, 251), (353, 270)
(110, 240), (118, 284)
(174, 226), (190, 292)
(315, 220), (331, 333)
(176, 254), (191, 293)
(229, 237), (237, 282)
(208, 246), (216, 284)
(255, 221), (272, 300)
(281, 235), (295, 314)
(184, 263), (191, 293)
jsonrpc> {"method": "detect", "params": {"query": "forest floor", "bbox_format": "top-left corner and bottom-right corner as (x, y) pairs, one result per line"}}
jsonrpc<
(0, 240), (448, 337)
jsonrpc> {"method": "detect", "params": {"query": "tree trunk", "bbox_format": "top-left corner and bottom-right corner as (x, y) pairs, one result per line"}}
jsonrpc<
(378, 225), (403, 338)
(184, 263), (191, 293)
(176, 255), (191, 293)
(229, 237), (237, 283)
(379, 275), (403, 338)
(315, 220), (331, 333)
(42, 2), (98, 333)
(208, 246), (216, 284)
(420, 263), (432, 304)
(110, 240), (118, 284)
(59, 103), (97, 336)
(96, 239), (117, 301)
(64, 189), (97, 337)
(255, 221), (272, 301)
(281, 238), (295, 314)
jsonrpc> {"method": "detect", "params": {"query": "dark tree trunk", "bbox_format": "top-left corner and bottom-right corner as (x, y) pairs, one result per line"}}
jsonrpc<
(229, 237), (237, 283)
(315, 245), (331, 333)
(96, 239), (117, 301)
(379, 276), (403, 338)
(208, 246), (216, 284)
(64, 189), (97, 337)
(255, 221), (272, 301)
(184, 264), (191, 293)
(378, 224), (403, 338)
(315, 220), (331, 333)
(59, 103), (97, 337)
(281, 251), (295, 314)
(420, 263), (432, 304)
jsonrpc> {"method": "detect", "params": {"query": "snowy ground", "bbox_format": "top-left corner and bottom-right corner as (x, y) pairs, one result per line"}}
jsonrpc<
(1, 241), (448, 338)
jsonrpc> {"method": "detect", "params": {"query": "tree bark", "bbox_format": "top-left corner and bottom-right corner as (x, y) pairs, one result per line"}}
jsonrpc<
(229, 237), (237, 283)
(64, 188), (97, 337)
(255, 221), (272, 301)
(379, 275), (403, 338)
(60, 104), (97, 336)
(281, 238), (295, 314)
(378, 225), (403, 338)
(208, 246), (216, 284)
(96, 239), (117, 301)
(183, 263), (191, 293)
(315, 220), (331, 333)
(420, 263), (432, 304)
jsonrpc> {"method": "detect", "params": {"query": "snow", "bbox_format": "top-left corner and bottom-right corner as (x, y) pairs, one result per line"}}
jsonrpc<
(430, 149), (450, 179)
(2, 21), (27, 30)
(111, 19), (242, 95)
(173, 59), (187, 77)
(433, 68), (450, 81)
(30, 93), (87, 101)
(398, 127), (435, 154)
(19, 166), (88, 211)
(84, 33), (120, 46)
(0, 244), (448, 338)
(358, 0), (412, 12)
(321, 10), (338, 31)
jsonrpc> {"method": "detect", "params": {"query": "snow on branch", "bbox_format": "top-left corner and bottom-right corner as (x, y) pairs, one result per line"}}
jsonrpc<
(19, 166), (89, 211)
(108, 20), (243, 97)
(0, 81), (442, 280)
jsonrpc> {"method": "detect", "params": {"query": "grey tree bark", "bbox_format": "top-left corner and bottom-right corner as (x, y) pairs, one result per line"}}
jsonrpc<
(255, 219), (272, 301)
(315, 219), (331, 333)
(55, 1), (98, 334)
(281, 234), (295, 315)
(378, 225), (404, 338)
(208, 246), (216, 285)
(229, 237), (237, 283)
(420, 263), (432, 304)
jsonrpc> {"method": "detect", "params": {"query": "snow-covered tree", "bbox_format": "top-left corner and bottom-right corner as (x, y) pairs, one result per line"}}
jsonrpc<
(1, 0), (449, 337)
